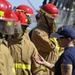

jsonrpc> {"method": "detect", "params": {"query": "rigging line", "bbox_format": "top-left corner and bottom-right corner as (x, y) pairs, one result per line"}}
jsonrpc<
(27, 0), (38, 12)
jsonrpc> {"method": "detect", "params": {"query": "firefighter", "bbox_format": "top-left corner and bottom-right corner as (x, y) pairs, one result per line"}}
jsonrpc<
(16, 4), (34, 16)
(29, 12), (41, 40)
(15, 4), (34, 24)
(0, 0), (16, 75)
(8, 10), (43, 75)
(30, 3), (62, 75)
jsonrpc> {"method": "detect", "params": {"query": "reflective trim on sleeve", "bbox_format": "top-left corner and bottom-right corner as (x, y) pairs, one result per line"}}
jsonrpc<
(14, 63), (31, 70)
(12, 67), (16, 73)
(42, 66), (48, 71)
(49, 37), (60, 50)
(49, 37), (63, 56)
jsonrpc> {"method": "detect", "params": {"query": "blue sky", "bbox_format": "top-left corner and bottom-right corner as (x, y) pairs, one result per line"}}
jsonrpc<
(8, 0), (43, 11)
(8, 0), (44, 14)
(8, 0), (43, 28)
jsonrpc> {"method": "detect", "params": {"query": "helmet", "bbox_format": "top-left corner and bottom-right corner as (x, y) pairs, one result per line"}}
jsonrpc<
(0, 0), (15, 35)
(3, 0), (12, 18)
(10, 11), (22, 34)
(14, 11), (29, 26)
(41, 3), (58, 18)
(16, 4), (33, 16)
(0, 0), (8, 18)
(10, 11), (18, 22)
(0, 0), (12, 19)
(37, 10), (41, 13)
(13, 11), (29, 38)
(16, 5), (36, 24)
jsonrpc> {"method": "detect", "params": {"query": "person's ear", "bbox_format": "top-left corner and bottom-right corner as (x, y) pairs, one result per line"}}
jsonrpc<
(67, 38), (72, 41)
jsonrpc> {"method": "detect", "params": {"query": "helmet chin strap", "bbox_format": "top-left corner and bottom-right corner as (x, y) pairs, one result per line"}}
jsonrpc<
(43, 14), (52, 37)
(0, 33), (6, 45)
(0, 33), (5, 38)
(0, 33), (9, 41)
(12, 32), (23, 39)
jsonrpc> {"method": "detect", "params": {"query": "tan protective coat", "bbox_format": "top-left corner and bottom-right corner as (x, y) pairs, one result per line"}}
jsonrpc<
(8, 31), (43, 75)
(31, 21), (59, 75)
(0, 39), (15, 75)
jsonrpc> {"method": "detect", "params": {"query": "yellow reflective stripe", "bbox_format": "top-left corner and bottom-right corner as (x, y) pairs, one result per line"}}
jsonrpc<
(56, 46), (60, 51)
(26, 13), (31, 16)
(0, 11), (4, 16)
(14, 63), (31, 70)
(59, 52), (62, 56)
(16, 9), (31, 16)
(49, 37), (64, 56)
(41, 9), (58, 18)
(49, 37), (60, 51)
(49, 37), (56, 42)
(12, 67), (16, 73)
(7, 21), (12, 26)
(16, 9), (26, 13)
(42, 66), (48, 71)
(41, 9), (53, 18)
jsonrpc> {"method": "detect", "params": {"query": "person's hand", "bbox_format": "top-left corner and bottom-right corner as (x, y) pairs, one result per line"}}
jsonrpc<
(34, 54), (46, 65)
(34, 54), (55, 71)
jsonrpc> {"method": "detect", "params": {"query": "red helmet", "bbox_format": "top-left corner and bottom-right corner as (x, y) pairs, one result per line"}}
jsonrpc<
(14, 11), (29, 26)
(10, 11), (18, 22)
(0, 0), (12, 19)
(41, 3), (58, 18)
(16, 4), (33, 16)
(3, 0), (12, 18)
(0, 0), (16, 35)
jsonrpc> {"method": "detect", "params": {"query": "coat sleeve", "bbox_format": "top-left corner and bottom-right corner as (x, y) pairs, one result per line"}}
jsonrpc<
(30, 42), (43, 75)
(0, 44), (16, 75)
(31, 29), (56, 52)
(0, 52), (5, 75)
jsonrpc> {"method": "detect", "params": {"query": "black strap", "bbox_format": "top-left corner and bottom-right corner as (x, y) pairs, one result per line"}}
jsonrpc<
(43, 14), (52, 37)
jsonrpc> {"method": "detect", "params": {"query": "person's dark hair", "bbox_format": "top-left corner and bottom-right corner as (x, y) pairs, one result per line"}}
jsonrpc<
(35, 13), (40, 20)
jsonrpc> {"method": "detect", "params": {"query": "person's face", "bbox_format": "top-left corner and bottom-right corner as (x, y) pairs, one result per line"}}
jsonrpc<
(0, 19), (15, 35)
(57, 37), (68, 47)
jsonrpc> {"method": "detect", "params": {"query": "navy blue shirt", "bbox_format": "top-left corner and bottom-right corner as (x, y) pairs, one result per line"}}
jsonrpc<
(55, 46), (75, 75)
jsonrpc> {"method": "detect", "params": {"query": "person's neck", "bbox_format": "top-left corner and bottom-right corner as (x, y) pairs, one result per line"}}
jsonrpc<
(68, 41), (74, 46)
(65, 42), (74, 48)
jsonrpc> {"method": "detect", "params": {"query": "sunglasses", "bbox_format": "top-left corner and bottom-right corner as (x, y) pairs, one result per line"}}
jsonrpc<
(57, 37), (67, 40)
